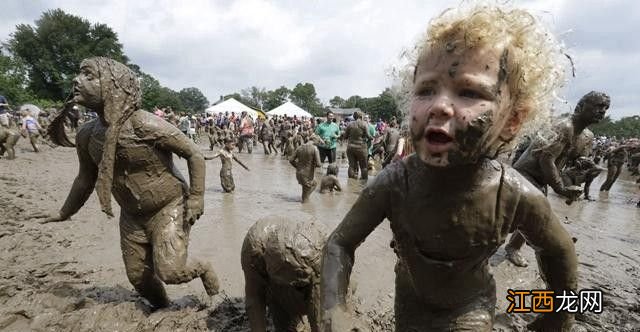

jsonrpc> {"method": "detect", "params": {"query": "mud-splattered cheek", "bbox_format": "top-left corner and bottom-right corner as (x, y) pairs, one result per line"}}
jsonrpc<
(409, 99), (432, 131)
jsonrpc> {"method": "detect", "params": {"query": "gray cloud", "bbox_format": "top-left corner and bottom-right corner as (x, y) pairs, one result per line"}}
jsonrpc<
(2, 0), (637, 119)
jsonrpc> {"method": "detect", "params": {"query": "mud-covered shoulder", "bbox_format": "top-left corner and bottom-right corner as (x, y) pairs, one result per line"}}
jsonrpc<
(129, 110), (181, 139)
(365, 157), (407, 195)
(501, 165), (552, 226)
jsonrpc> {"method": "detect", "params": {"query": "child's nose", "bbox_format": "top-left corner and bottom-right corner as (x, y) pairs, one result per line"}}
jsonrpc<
(428, 94), (455, 121)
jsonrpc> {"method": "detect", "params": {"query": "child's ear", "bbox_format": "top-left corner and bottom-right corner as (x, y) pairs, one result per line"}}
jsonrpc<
(499, 105), (529, 142)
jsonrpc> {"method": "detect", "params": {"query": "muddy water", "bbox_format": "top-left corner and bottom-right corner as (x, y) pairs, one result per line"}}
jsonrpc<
(0, 139), (638, 331)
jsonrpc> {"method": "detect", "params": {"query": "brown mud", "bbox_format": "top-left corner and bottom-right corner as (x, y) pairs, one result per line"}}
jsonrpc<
(1, 138), (639, 331)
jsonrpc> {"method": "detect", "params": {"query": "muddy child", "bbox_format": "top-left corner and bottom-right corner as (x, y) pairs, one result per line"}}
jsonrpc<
(21, 110), (43, 153)
(206, 138), (249, 193)
(44, 57), (220, 309)
(319, 164), (342, 194)
(290, 133), (321, 203)
(0, 126), (20, 160)
(321, 5), (577, 331)
(241, 217), (328, 332)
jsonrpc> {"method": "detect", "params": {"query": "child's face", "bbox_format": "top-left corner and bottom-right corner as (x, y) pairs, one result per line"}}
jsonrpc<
(410, 45), (513, 167)
(225, 142), (235, 150)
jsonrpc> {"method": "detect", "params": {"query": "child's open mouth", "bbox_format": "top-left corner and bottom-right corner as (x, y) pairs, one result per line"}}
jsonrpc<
(424, 128), (454, 153)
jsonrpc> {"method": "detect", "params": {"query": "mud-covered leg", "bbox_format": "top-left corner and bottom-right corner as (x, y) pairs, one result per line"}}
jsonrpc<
(29, 133), (40, 152)
(120, 226), (170, 308)
(600, 164), (618, 191)
(505, 231), (528, 267)
(150, 202), (220, 296)
(357, 148), (368, 180)
(5, 134), (19, 160)
(346, 148), (358, 179)
(270, 299), (303, 332)
(263, 141), (270, 155)
(301, 181), (316, 203)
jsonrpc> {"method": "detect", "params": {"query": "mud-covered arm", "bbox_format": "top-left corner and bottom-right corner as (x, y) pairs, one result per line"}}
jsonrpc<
(241, 238), (268, 332)
(321, 177), (389, 314)
(135, 114), (205, 198)
(332, 177), (342, 192)
(538, 133), (571, 197)
(314, 146), (321, 168)
(204, 153), (220, 160)
(54, 126), (98, 220)
(516, 191), (577, 329)
(134, 113), (205, 223)
(289, 149), (298, 168)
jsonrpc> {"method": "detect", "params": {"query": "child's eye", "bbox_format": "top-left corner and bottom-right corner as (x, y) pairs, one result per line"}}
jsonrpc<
(415, 87), (435, 97)
(459, 89), (482, 99)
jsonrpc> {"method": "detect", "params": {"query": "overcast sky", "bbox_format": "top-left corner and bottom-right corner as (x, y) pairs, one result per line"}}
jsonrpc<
(2, 0), (638, 118)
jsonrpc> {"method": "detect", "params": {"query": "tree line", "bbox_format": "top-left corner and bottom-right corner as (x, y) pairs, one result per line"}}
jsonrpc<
(1, 9), (208, 114)
(590, 116), (640, 139)
(2, 9), (401, 121)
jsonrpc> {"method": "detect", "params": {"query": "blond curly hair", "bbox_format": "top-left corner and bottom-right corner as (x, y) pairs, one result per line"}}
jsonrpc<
(395, 4), (568, 140)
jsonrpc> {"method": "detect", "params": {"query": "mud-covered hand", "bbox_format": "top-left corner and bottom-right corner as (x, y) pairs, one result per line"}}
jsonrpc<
(323, 308), (368, 332)
(40, 212), (70, 224)
(528, 313), (574, 332)
(185, 195), (204, 225)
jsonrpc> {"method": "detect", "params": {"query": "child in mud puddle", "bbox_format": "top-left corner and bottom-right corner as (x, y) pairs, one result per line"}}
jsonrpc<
(319, 163), (342, 194)
(242, 217), (327, 332)
(206, 138), (249, 193)
(321, 5), (577, 332)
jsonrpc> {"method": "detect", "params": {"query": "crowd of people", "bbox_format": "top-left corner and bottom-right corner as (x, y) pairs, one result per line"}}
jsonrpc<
(2, 3), (640, 331)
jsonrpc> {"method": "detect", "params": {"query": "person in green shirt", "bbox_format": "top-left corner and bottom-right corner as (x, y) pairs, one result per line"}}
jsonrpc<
(314, 111), (340, 163)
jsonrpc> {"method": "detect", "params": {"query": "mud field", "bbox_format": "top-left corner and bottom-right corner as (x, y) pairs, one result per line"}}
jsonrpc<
(1, 138), (639, 332)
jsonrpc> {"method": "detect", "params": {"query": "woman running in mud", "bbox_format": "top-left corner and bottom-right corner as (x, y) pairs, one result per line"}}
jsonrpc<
(43, 57), (220, 309)
(321, 5), (577, 331)
(206, 137), (249, 193)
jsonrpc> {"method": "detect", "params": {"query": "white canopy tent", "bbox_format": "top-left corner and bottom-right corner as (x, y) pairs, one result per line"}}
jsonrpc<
(205, 98), (259, 119)
(266, 102), (313, 118)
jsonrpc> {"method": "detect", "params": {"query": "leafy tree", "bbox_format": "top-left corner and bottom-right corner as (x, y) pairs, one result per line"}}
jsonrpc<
(335, 89), (400, 121)
(0, 47), (33, 105)
(366, 88), (401, 121)
(590, 115), (640, 138)
(263, 86), (290, 111)
(240, 86), (266, 110)
(179, 87), (209, 113)
(329, 96), (346, 108)
(156, 87), (184, 113)
(344, 95), (364, 108)
(290, 82), (324, 116)
(139, 72), (161, 110)
(7, 9), (128, 101)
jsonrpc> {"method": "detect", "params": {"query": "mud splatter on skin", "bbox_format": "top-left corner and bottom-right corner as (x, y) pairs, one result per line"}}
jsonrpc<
(448, 61), (460, 78)
(448, 111), (495, 166)
(495, 49), (509, 96)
